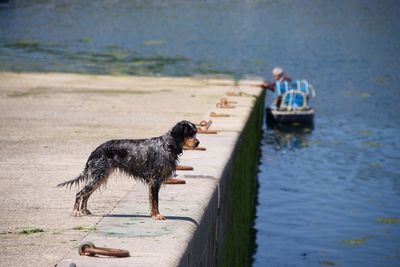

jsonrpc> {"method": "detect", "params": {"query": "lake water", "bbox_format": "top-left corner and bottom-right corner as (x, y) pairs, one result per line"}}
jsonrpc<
(1, 1), (400, 266)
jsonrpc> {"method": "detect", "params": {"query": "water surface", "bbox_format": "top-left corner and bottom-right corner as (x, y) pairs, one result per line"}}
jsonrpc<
(253, 1), (400, 266)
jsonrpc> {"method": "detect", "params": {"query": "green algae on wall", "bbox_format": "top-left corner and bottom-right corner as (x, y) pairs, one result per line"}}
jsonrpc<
(219, 90), (265, 267)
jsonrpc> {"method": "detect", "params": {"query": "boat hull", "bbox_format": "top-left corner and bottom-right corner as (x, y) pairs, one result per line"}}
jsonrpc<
(266, 107), (314, 127)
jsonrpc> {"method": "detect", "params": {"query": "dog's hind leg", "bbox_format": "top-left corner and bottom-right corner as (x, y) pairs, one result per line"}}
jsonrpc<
(73, 187), (93, 217)
(72, 180), (106, 216)
(78, 183), (98, 216)
(72, 193), (84, 216)
(72, 161), (112, 216)
(149, 181), (165, 220)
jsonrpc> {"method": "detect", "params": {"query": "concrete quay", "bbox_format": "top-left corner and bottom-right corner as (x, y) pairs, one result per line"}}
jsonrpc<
(0, 72), (263, 267)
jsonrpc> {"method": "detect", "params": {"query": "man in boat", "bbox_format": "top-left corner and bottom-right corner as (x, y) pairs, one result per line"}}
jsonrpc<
(259, 67), (292, 107)
(260, 67), (292, 91)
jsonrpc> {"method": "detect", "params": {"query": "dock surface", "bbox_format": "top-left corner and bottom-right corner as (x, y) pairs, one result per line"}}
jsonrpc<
(0, 72), (262, 267)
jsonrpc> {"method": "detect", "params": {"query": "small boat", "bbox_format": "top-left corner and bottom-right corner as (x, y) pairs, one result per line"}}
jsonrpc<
(266, 80), (316, 128)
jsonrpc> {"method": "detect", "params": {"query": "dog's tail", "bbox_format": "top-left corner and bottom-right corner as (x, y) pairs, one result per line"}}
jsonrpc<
(57, 166), (89, 188)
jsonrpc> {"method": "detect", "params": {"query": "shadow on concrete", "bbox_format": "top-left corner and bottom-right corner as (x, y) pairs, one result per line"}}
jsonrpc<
(103, 213), (199, 226)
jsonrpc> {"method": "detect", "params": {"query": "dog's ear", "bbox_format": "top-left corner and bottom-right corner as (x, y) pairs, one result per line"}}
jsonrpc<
(171, 121), (185, 142)
(170, 120), (196, 141)
(183, 121), (197, 137)
(169, 121), (187, 154)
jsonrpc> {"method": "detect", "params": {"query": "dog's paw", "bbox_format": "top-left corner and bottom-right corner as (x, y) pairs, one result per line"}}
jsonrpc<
(81, 209), (92, 215)
(152, 214), (166, 220)
(72, 210), (84, 217)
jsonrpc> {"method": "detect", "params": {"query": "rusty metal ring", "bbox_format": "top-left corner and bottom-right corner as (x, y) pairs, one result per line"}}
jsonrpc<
(204, 120), (212, 130)
(197, 120), (208, 127)
(79, 241), (95, 256)
(78, 241), (130, 258)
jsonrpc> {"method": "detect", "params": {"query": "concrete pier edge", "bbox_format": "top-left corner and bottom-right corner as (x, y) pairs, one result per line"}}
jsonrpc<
(217, 89), (265, 267)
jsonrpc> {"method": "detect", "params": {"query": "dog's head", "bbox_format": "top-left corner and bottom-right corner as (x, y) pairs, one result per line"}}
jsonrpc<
(170, 120), (200, 151)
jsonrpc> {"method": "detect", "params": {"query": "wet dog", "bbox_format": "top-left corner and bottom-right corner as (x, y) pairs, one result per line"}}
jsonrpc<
(57, 120), (199, 219)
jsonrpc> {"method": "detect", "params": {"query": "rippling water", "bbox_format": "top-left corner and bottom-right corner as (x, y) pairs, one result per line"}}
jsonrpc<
(255, 122), (400, 266)
(253, 1), (400, 266)
(1, 1), (400, 266)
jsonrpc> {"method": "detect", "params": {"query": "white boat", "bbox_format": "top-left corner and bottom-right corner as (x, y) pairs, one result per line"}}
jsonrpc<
(266, 80), (316, 127)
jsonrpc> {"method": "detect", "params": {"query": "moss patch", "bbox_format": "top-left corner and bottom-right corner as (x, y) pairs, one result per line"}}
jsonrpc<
(18, 228), (44, 235)
(72, 226), (97, 232)
(219, 90), (265, 267)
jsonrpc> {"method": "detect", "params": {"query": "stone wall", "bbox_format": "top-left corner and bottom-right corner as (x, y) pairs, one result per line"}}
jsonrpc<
(178, 90), (265, 267)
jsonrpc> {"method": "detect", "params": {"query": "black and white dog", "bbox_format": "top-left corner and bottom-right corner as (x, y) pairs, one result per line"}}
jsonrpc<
(58, 120), (199, 220)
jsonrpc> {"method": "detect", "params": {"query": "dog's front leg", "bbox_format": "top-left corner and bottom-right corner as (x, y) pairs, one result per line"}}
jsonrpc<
(148, 181), (165, 220)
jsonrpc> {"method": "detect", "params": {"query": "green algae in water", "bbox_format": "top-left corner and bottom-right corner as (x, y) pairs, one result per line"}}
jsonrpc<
(311, 139), (321, 146)
(359, 92), (371, 98)
(342, 90), (371, 98)
(339, 236), (373, 246)
(299, 140), (309, 148)
(1, 38), (193, 76)
(369, 161), (382, 169)
(253, 58), (265, 65)
(373, 76), (386, 84)
(330, 140), (340, 145)
(303, 128), (312, 134)
(105, 63), (130, 75)
(320, 261), (336, 266)
(377, 217), (400, 224)
(5, 40), (41, 49)
(143, 40), (165, 46)
(131, 59), (158, 66)
(92, 50), (130, 62)
(4, 39), (61, 54)
(358, 129), (372, 137)
(362, 141), (382, 148)
(78, 37), (92, 43)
